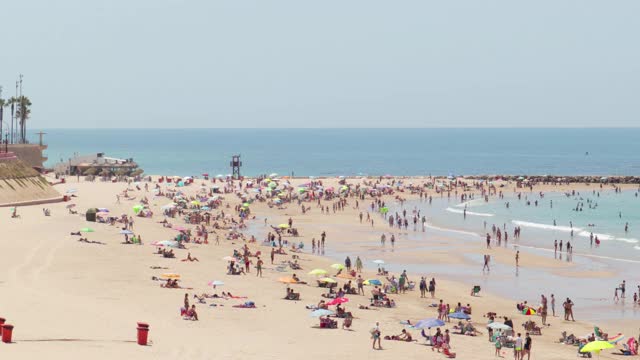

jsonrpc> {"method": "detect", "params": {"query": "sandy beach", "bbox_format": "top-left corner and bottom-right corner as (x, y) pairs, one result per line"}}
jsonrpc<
(1, 175), (637, 359)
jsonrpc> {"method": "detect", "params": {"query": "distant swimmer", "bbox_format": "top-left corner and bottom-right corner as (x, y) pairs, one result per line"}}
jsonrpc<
(585, 151), (589, 156)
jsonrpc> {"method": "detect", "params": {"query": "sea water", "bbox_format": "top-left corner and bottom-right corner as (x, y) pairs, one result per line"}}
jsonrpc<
(33, 128), (640, 176)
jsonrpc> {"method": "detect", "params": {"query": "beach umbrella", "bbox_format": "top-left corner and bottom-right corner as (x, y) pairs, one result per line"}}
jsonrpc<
(200, 206), (210, 211)
(449, 312), (471, 320)
(310, 309), (334, 317)
(326, 298), (349, 306)
(278, 277), (298, 284)
(413, 318), (445, 329)
(97, 208), (109, 212)
(66, 189), (77, 194)
(608, 334), (625, 344)
(278, 224), (290, 229)
(330, 263), (345, 270)
(172, 226), (187, 232)
(153, 240), (179, 248)
(308, 269), (328, 276)
(161, 204), (176, 210)
(580, 340), (614, 357)
(190, 200), (201, 206)
(80, 227), (95, 233)
(297, 188), (306, 193)
(318, 278), (337, 283)
(132, 204), (144, 214)
(208, 280), (224, 287)
(242, 202), (250, 208)
(372, 260), (385, 264)
(269, 182), (277, 189)
(216, 174), (224, 178)
(364, 279), (382, 286)
(380, 207), (389, 214)
(119, 230), (134, 235)
(523, 308), (536, 316)
(487, 322), (512, 330)
(160, 273), (181, 280)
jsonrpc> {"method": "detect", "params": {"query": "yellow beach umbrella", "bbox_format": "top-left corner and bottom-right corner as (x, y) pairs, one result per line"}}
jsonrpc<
(330, 263), (345, 270)
(308, 269), (328, 276)
(580, 340), (614, 355)
(160, 273), (181, 280)
(278, 224), (290, 229)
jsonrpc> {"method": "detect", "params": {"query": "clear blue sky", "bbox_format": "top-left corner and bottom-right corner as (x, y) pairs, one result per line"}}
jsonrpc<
(1, 0), (639, 128)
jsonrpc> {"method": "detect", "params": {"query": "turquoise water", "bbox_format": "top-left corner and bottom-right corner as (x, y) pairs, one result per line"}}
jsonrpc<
(429, 189), (640, 262)
(31, 128), (640, 176)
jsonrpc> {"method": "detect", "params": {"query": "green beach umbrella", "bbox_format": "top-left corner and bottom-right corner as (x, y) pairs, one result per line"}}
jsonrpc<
(132, 204), (144, 214)
(80, 227), (95, 233)
(269, 182), (277, 189)
(380, 207), (389, 214)
(242, 202), (250, 208)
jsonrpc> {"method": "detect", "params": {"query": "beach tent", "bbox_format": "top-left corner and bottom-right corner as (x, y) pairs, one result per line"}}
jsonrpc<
(85, 208), (98, 222)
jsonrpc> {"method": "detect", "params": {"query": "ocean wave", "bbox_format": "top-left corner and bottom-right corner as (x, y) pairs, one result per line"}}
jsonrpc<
(425, 223), (480, 238)
(512, 220), (579, 233)
(576, 231), (638, 244)
(446, 207), (494, 217)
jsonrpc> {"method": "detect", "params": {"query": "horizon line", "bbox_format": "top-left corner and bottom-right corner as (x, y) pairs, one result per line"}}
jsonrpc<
(31, 126), (640, 130)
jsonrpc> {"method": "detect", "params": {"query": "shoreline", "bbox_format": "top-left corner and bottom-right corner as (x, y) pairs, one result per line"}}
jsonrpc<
(1, 174), (636, 359)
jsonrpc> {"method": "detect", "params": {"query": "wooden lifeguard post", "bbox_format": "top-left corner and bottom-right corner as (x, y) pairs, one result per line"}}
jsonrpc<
(230, 155), (242, 180)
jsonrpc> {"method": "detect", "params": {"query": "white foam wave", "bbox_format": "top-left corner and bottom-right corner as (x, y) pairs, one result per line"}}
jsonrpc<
(576, 231), (638, 244)
(425, 223), (480, 238)
(512, 220), (580, 233)
(446, 207), (494, 217)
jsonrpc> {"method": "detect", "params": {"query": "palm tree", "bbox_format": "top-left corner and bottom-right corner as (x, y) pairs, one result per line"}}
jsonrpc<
(5, 96), (18, 144)
(0, 95), (6, 143)
(15, 96), (31, 143)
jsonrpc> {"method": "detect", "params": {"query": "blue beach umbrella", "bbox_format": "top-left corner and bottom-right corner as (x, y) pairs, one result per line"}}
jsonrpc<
(413, 318), (445, 329)
(449, 312), (471, 320)
(364, 279), (382, 286)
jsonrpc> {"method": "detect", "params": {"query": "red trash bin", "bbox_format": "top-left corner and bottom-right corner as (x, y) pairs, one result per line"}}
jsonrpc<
(137, 322), (149, 329)
(136, 326), (149, 345)
(2, 324), (14, 343)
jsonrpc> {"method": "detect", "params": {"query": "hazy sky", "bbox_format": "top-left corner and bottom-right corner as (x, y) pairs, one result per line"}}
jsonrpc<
(1, 1), (639, 128)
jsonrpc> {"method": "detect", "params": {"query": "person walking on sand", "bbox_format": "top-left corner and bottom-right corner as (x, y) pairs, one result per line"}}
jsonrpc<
(563, 298), (575, 321)
(270, 248), (275, 264)
(357, 275), (365, 295)
(419, 277), (427, 298)
(256, 257), (263, 277)
(356, 256), (363, 272)
(371, 322), (382, 350)
(550, 294), (556, 317)
(524, 333), (532, 360)
(483, 254), (491, 272)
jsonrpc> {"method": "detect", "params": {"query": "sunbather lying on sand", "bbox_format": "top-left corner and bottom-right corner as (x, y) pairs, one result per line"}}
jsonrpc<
(385, 329), (413, 342)
(181, 252), (199, 262)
